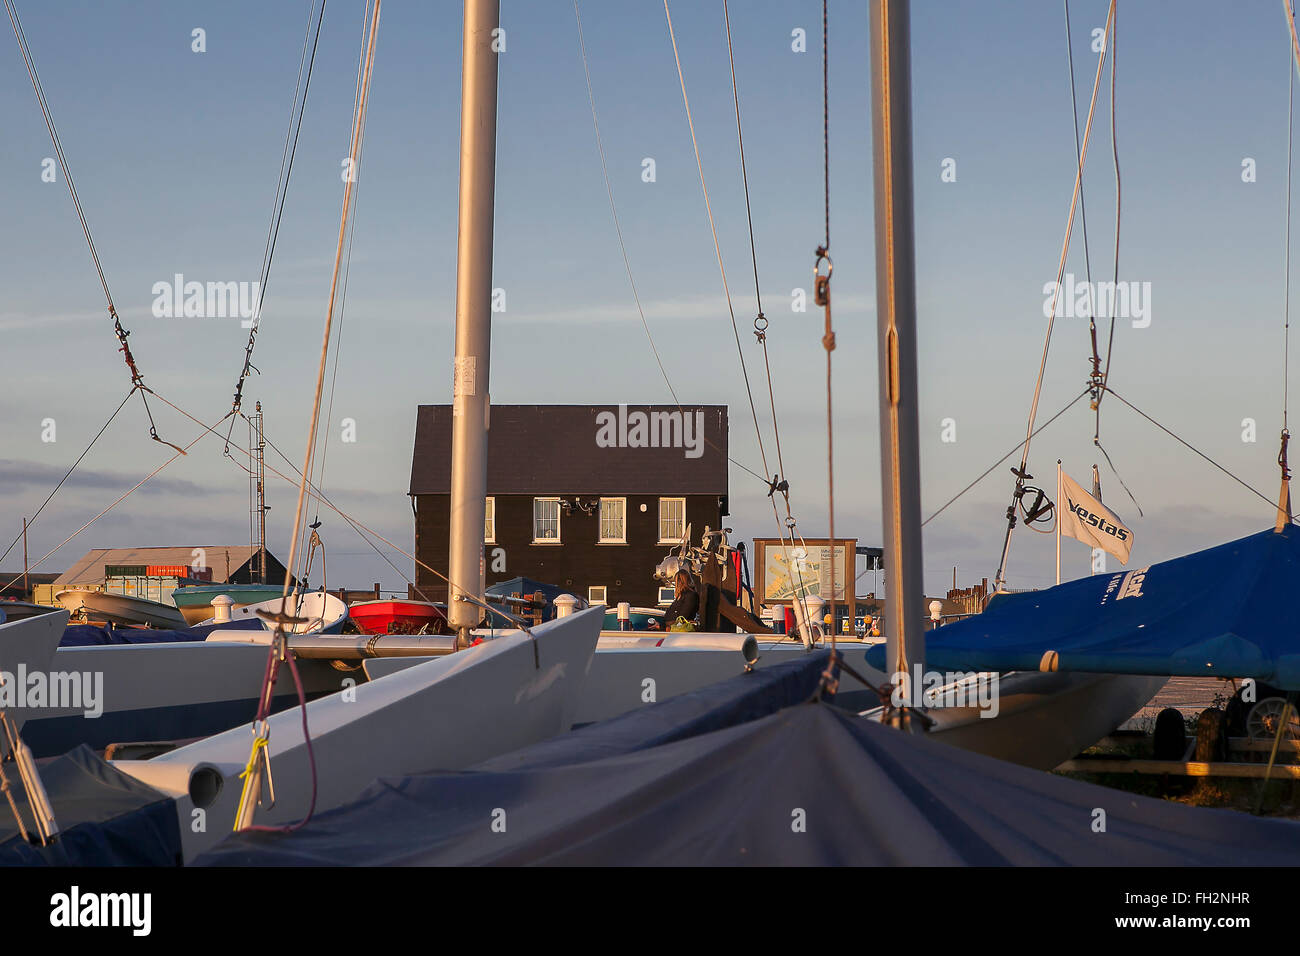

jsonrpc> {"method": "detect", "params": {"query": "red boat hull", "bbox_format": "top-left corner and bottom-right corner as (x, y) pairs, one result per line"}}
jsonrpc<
(348, 600), (447, 635)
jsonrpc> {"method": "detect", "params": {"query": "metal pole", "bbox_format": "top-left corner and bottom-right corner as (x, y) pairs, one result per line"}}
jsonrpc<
(447, 0), (500, 642)
(256, 402), (267, 585)
(871, 0), (926, 718)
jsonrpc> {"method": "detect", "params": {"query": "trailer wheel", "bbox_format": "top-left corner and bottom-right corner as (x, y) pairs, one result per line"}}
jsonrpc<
(1245, 696), (1300, 742)
(1152, 708), (1187, 761)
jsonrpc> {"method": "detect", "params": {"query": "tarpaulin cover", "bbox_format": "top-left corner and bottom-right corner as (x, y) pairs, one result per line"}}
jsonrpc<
(485, 577), (570, 622)
(867, 526), (1300, 690)
(59, 619), (260, 647)
(0, 745), (182, 866)
(196, 651), (1300, 866)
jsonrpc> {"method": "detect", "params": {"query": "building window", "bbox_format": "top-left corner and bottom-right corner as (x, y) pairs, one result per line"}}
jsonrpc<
(484, 497), (496, 544)
(588, 585), (607, 605)
(598, 497), (626, 543)
(533, 497), (561, 543)
(658, 497), (686, 543)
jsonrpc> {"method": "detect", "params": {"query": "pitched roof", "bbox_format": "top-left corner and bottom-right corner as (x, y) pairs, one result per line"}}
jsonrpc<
(409, 405), (729, 496)
(53, 546), (275, 587)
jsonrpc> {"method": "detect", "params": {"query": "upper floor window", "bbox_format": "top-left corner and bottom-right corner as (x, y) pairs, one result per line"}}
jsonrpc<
(484, 497), (496, 544)
(588, 585), (608, 605)
(599, 497), (626, 543)
(533, 497), (561, 543)
(658, 497), (686, 544)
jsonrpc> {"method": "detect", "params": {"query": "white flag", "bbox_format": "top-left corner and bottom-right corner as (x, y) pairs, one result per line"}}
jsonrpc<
(1059, 471), (1134, 563)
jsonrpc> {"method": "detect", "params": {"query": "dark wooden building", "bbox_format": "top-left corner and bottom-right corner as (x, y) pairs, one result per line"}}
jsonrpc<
(409, 404), (729, 608)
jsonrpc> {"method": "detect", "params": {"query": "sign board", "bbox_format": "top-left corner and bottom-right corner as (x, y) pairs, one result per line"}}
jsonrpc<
(753, 538), (856, 604)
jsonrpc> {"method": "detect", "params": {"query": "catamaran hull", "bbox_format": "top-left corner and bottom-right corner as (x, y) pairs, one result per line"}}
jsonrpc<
(862, 671), (1167, 771)
(363, 633), (886, 726)
(17, 642), (348, 758)
(0, 609), (68, 737)
(113, 606), (603, 862)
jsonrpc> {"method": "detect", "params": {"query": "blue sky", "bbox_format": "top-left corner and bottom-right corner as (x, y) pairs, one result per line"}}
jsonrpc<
(1, 0), (1296, 599)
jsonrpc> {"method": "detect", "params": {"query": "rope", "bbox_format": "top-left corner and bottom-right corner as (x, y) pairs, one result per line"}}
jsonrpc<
(0, 387), (134, 579)
(817, 0), (837, 647)
(994, 0), (1115, 591)
(1063, 0), (1098, 385)
(223, 0), (327, 451)
(235, 0), (380, 837)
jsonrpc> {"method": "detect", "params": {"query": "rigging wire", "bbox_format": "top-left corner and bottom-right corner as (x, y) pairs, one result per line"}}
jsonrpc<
(1102, 386), (1292, 519)
(148, 388), (529, 628)
(307, 0), (370, 535)
(993, 0), (1115, 591)
(913, 388), (1091, 535)
(571, 1), (769, 488)
(721, 0), (815, 611)
(223, 0), (328, 451)
(4, 0), (178, 450)
(0, 388), (136, 588)
(664, 0), (819, 622)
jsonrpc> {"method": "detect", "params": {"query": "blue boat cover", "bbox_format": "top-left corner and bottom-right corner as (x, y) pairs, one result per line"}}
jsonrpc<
(59, 618), (261, 647)
(866, 526), (1300, 690)
(196, 649), (1300, 866)
(485, 577), (569, 621)
(0, 745), (182, 866)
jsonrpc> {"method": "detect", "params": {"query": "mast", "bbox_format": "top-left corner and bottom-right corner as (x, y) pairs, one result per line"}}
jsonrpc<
(870, 0), (926, 718)
(447, 0), (500, 643)
(253, 402), (268, 585)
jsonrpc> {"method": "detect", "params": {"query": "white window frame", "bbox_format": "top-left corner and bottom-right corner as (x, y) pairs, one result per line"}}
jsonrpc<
(484, 497), (496, 544)
(588, 585), (608, 605)
(532, 497), (562, 544)
(598, 497), (627, 544)
(658, 497), (686, 544)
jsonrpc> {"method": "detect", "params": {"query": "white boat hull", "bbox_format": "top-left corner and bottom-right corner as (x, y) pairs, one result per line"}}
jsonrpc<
(113, 606), (602, 862)
(56, 588), (187, 629)
(0, 609), (69, 737)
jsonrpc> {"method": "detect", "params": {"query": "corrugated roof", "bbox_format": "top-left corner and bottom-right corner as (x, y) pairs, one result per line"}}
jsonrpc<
(409, 404), (729, 496)
(53, 546), (273, 587)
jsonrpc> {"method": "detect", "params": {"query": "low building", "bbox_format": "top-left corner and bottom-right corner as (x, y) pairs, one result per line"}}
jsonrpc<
(408, 404), (729, 608)
(54, 546), (288, 591)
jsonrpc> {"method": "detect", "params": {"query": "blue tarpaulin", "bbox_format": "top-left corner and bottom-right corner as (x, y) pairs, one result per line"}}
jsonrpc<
(867, 526), (1300, 689)
(59, 619), (260, 646)
(196, 650), (1300, 866)
(0, 745), (182, 866)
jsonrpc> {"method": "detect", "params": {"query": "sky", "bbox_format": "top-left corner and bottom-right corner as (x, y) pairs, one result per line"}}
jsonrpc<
(1, 0), (1296, 600)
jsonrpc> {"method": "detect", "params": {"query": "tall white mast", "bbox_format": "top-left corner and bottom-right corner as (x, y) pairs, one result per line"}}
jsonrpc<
(447, 0), (500, 642)
(871, 0), (926, 720)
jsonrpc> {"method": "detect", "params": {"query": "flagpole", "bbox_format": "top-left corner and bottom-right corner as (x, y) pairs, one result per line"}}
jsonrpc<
(1055, 459), (1062, 586)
